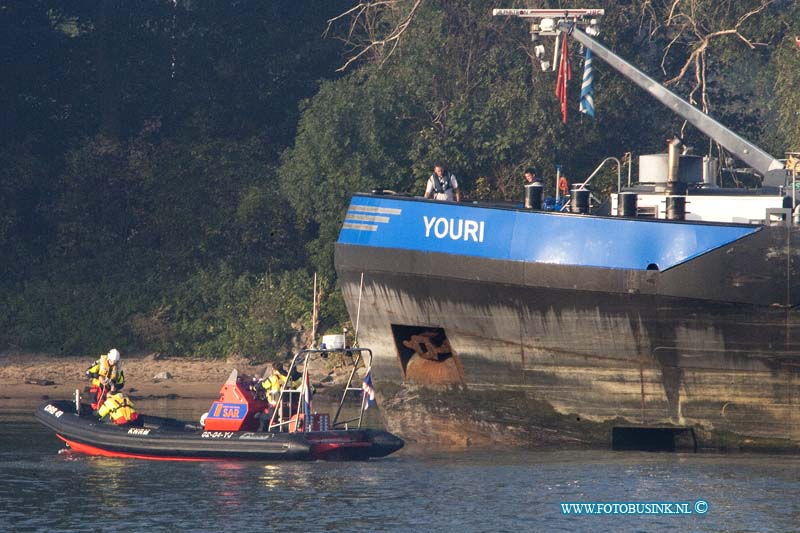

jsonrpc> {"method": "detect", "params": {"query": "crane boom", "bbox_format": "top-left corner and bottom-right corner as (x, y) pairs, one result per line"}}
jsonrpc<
(565, 25), (786, 187)
(492, 9), (786, 187)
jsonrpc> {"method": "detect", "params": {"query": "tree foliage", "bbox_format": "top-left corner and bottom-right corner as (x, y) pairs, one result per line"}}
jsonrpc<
(0, 1), (344, 357)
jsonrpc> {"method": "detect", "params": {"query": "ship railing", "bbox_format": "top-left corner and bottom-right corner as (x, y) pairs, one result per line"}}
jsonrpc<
(560, 156), (622, 212)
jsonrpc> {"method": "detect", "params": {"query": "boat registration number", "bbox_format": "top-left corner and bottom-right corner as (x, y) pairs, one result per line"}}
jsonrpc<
(202, 431), (234, 439)
(44, 404), (64, 418)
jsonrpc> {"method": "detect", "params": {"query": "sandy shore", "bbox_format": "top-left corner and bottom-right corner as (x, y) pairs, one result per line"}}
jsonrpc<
(0, 352), (271, 403)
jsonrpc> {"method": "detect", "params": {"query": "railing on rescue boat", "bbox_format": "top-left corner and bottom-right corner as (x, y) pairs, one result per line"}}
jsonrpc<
(267, 347), (374, 433)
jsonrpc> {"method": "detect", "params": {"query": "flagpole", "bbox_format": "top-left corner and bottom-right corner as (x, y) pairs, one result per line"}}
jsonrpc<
(552, 31), (560, 72)
(353, 272), (364, 347)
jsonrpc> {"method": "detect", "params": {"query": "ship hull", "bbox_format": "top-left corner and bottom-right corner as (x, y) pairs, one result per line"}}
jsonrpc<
(334, 194), (800, 450)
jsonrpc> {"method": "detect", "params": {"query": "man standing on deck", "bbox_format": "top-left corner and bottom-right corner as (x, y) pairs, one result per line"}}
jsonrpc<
(424, 163), (461, 202)
(523, 167), (540, 184)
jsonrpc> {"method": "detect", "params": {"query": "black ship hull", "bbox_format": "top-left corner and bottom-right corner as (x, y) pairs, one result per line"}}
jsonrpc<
(334, 194), (800, 450)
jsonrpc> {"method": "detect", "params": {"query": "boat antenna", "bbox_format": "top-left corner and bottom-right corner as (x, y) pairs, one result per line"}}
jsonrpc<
(311, 272), (318, 348)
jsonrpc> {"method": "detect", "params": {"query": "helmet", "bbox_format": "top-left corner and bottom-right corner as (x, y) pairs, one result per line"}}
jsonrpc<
(107, 348), (120, 364)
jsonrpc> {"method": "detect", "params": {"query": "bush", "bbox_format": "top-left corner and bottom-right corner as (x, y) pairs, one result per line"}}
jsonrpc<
(0, 264), (344, 360)
(0, 279), (148, 355)
(155, 265), (316, 359)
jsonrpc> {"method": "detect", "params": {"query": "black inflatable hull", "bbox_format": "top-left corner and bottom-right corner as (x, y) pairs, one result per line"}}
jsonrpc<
(36, 400), (404, 461)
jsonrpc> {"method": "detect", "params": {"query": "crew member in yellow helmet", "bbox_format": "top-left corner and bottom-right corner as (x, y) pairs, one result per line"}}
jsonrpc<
(85, 348), (125, 409)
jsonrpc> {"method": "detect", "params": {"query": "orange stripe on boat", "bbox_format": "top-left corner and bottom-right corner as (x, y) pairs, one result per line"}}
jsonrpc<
(56, 434), (222, 462)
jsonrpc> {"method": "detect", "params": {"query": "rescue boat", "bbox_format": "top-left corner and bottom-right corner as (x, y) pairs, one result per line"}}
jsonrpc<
(35, 348), (404, 461)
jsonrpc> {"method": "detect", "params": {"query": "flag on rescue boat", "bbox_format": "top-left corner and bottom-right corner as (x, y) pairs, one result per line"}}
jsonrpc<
(579, 48), (595, 118)
(302, 369), (312, 421)
(362, 369), (376, 409)
(554, 31), (571, 123)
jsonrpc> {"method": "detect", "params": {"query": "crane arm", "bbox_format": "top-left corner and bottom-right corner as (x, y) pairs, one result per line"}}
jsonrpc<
(564, 24), (785, 187)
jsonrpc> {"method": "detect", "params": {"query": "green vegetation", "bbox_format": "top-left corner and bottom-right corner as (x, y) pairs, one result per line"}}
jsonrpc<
(1, 1), (799, 358)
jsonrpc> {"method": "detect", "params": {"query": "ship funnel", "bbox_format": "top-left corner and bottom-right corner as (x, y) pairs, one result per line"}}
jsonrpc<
(666, 138), (688, 194)
(702, 156), (718, 187)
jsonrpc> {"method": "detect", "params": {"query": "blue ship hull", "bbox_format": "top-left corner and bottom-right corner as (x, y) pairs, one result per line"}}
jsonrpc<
(335, 194), (800, 450)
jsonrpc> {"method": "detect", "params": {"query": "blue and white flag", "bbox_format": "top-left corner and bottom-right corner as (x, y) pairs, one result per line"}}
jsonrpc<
(302, 370), (312, 423)
(580, 48), (595, 118)
(362, 370), (376, 409)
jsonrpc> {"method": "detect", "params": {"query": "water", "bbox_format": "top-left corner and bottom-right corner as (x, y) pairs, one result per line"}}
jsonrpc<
(2, 401), (799, 532)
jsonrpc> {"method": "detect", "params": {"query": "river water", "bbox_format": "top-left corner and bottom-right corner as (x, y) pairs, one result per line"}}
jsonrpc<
(1, 399), (799, 532)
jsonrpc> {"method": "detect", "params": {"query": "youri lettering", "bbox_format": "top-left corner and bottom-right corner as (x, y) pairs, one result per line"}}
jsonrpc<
(423, 216), (485, 243)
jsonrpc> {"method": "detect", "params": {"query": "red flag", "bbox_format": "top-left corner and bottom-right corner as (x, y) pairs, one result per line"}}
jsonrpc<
(554, 34), (571, 123)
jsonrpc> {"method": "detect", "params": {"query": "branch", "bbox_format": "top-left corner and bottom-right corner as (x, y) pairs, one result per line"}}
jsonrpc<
(326, 0), (425, 72)
(661, 0), (774, 101)
(666, 0), (683, 26)
(325, 1), (394, 41)
(660, 17), (691, 75)
(638, 0), (656, 36)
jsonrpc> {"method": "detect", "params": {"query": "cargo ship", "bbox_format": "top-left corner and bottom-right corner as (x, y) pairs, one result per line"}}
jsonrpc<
(334, 10), (800, 451)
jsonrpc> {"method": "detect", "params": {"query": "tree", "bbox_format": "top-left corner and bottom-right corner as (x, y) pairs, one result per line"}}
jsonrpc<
(0, 1), (346, 354)
(770, 6), (800, 154)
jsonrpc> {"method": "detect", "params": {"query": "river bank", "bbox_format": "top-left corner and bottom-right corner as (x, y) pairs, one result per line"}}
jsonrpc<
(0, 352), (271, 402)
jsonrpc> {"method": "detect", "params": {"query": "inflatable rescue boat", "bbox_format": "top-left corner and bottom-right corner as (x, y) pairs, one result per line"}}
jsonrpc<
(35, 348), (404, 461)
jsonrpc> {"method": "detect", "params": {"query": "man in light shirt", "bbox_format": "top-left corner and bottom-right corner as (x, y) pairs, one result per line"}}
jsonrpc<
(424, 163), (461, 202)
